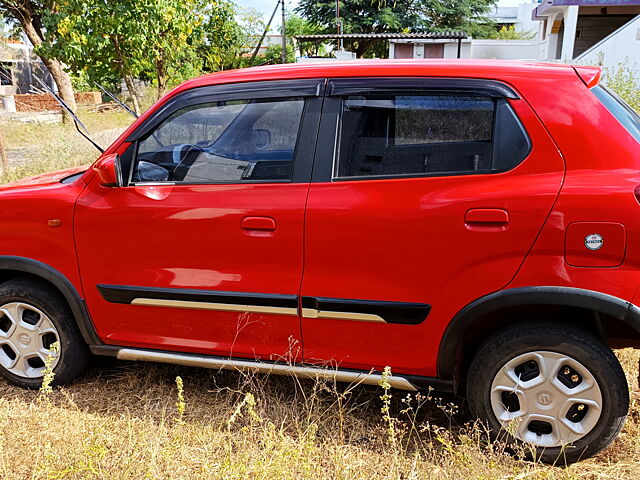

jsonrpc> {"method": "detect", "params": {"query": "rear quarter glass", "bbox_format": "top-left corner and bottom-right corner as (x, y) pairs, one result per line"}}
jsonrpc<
(591, 85), (640, 143)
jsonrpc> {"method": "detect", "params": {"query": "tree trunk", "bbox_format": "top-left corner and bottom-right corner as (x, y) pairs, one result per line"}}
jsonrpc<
(355, 39), (375, 58)
(155, 56), (167, 100)
(123, 75), (141, 116)
(41, 57), (77, 114)
(17, 10), (77, 120)
(112, 36), (142, 115)
(0, 127), (8, 176)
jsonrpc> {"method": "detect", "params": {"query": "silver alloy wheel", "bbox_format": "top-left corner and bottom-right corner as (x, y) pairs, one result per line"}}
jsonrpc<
(490, 351), (603, 448)
(0, 302), (60, 378)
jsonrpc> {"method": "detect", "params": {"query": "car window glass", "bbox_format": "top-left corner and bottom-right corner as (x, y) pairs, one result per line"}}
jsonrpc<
(592, 85), (640, 143)
(133, 98), (305, 184)
(335, 94), (495, 179)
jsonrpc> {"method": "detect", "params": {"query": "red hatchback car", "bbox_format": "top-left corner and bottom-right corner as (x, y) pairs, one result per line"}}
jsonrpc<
(1, 60), (639, 463)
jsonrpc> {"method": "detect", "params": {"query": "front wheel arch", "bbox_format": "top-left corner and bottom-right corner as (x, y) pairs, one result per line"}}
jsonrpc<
(0, 256), (101, 346)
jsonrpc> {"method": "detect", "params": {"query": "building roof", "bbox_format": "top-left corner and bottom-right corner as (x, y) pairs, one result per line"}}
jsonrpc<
(294, 32), (468, 41)
(534, 0), (640, 17)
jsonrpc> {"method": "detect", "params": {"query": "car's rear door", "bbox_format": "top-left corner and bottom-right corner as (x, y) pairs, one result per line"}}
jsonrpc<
(75, 79), (323, 361)
(299, 77), (565, 376)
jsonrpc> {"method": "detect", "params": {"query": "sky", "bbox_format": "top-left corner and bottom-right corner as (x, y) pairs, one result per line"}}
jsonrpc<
(234, 0), (530, 27)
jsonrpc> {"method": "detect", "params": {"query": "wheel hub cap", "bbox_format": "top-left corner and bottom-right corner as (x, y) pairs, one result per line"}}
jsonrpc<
(0, 302), (60, 379)
(490, 351), (603, 448)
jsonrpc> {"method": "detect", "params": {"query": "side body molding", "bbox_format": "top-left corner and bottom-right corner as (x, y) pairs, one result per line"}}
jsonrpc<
(0, 255), (102, 345)
(437, 286), (640, 380)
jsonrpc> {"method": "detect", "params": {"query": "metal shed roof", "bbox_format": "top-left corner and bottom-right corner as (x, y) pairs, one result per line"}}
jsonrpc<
(294, 32), (468, 41)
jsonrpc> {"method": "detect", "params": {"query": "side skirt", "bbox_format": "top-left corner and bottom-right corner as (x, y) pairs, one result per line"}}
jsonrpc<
(90, 346), (454, 392)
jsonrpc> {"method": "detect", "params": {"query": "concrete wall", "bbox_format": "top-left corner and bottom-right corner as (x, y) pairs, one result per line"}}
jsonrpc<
(389, 41), (471, 59)
(443, 42), (471, 58)
(575, 14), (640, 77)
(470, 39), (539, 60)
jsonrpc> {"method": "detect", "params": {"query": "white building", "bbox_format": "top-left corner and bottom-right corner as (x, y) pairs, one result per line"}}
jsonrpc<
(385, 1), (640, 76)
(488, 3), (540, 35)
(532, 0), (640, 75)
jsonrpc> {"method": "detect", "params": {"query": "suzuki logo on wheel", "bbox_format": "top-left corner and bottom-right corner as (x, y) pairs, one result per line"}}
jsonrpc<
(538, 392), (553, 406)
(18, 333), (31, 345)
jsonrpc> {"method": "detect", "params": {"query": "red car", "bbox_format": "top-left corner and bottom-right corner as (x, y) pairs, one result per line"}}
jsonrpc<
(1, 60), (639, 463)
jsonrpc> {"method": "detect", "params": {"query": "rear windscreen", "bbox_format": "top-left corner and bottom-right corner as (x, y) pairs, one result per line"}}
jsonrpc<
(592, 85), (640, 143)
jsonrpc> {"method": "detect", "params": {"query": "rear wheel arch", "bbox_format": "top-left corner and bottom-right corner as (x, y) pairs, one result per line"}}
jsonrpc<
(438, 286), (640, 384)
(0, 256), (101, 346)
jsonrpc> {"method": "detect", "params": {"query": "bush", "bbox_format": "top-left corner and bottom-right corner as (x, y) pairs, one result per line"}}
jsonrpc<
(602, 63), (640, 113)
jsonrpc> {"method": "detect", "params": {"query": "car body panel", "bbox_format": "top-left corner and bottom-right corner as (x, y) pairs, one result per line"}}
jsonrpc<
(74, 180), (308, 360)
(0, 59), (638, 381)
(299, 95), (565, 375)
(0, 180), (86, 294)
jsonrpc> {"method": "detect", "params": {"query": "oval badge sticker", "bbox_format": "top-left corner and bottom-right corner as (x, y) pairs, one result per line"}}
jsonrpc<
(585, 233), (604, 251)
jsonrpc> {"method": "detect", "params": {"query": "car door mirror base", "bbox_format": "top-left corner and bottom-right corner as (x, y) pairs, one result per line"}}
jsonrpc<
(93, 154), (124, 187)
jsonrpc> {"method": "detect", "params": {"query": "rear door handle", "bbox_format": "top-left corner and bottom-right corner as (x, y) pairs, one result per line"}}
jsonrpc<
(241, 216), (276, 231)
(465, 208), (509, 225)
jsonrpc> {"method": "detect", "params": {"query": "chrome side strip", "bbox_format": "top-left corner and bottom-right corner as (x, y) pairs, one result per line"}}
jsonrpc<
(116, 348), (418, 391)
(131, 298), (299, 316)
(301, 308), (386, 323)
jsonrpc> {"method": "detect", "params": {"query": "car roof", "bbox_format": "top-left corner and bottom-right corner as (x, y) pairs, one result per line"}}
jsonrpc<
(171, 59), (591, 95)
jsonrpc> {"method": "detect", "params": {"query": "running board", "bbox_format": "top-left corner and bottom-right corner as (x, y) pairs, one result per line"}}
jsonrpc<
(113, 347), (418, 391)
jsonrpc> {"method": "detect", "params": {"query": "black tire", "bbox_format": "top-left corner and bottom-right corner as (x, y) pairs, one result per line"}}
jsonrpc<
(466, 323), (628, 465)
(0, 277), (89, 388)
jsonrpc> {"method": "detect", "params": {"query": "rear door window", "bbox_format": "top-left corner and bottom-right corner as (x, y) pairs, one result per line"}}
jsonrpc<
(333, 90), (531, 180)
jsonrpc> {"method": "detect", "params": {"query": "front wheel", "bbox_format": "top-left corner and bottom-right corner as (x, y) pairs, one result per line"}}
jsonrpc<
(467, 323), (629, 464)
(0, 278), (89, 388)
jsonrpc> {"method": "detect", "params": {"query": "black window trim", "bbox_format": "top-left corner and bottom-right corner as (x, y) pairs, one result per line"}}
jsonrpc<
(127, 79), (325, 142)
(323, 78), (530, 183)
(124, 78), (326, 186)
(328, 77), (520, 99)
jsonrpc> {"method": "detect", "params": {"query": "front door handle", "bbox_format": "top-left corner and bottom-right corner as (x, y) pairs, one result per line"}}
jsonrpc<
(241, 216), (276, 231)
(465, 208), (509, 225)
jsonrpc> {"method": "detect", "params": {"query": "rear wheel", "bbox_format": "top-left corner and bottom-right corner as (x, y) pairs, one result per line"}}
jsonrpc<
(467, 324), (628, 464)
(0, 278), (89, 388)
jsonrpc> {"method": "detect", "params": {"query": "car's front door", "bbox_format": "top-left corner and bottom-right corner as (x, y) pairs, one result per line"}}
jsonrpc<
(75, 79), (323, 361)
(299, 78), (565, 376)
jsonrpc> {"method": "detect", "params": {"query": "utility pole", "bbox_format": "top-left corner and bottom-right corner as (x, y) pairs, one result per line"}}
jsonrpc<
(250, 0), (280, 63)
(336, 0), (343, 50)
(281, 0), (287, 63)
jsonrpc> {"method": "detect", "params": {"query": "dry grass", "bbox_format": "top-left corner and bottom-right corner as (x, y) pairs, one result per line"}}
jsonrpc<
(0, 349), (637, 479)
(0, 108), (133, 184)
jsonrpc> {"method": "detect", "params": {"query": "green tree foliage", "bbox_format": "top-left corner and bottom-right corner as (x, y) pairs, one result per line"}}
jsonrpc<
(296, 0), (422, 57)
(284, 14), (324, 57)
(263, 43), (295, 64)
(197, 2), (246, 72)
(0, 1), (78, 115)
(479, 25), (536, 40)
(296, 0), (497, 57)
(419, 0), (497, 37)
(0, 12), (20, 39)
(43, 0), (242, 113)
(603, 63), (640, 113)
